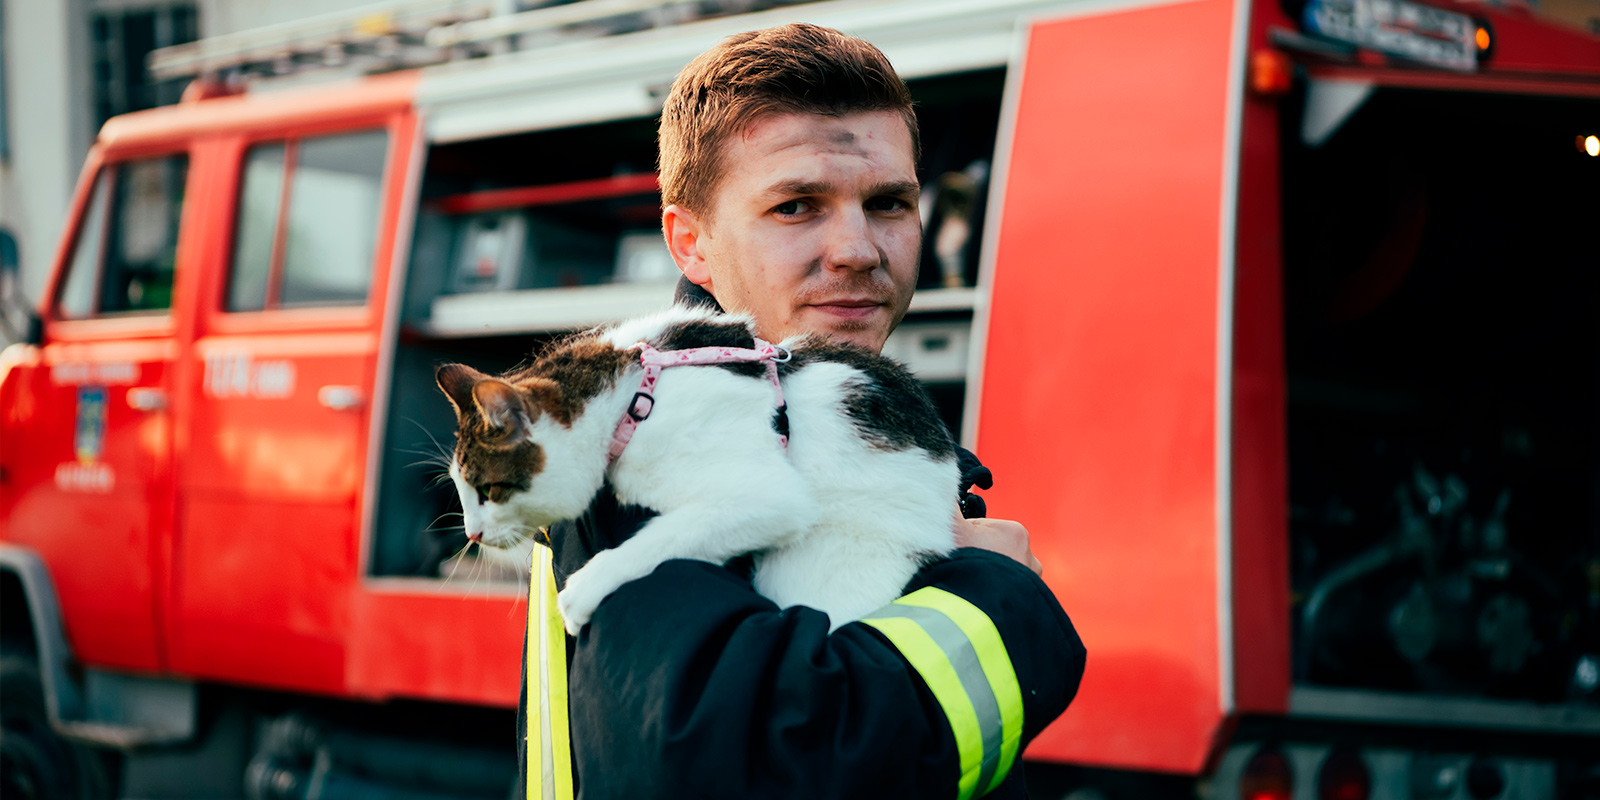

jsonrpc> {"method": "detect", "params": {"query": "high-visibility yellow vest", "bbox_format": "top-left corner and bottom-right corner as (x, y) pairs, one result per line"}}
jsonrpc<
(525, 545), (1024, 800)
(527, 544), (574, 800)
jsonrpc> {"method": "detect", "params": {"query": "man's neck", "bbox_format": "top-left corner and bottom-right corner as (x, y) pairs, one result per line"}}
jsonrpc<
(674, 276), (724, 313)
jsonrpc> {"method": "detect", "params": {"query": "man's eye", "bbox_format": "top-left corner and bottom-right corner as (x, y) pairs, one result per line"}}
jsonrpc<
(866, 196), (911, 213)
(773, 199), (811, 216)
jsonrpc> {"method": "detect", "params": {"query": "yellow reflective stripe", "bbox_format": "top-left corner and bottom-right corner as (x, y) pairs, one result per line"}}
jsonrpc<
(542, 548), (574, 800)
(526, 548), (542, 800)
(895, 588), (1025, 796)
(859, 615), (985, 800)
(861, 586), (1025, 798)
(528, 544), (574, 800)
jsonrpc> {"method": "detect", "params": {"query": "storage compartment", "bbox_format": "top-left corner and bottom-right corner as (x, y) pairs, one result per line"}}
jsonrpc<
(369, 70), (1005, 579)
(1282, 85), (1600, 708)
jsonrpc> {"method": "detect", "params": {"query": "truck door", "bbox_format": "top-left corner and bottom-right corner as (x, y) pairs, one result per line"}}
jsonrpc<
(6, 150), (193, 673)
(971, 0), (1246, 775)
(169, 119), (414, 694)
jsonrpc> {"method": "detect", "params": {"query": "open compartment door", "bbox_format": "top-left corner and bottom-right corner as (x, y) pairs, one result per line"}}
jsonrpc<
(973, 0), (1247, 774)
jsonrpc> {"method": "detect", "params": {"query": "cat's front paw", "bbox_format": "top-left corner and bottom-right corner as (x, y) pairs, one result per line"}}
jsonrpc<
(556, 564), (612, 636)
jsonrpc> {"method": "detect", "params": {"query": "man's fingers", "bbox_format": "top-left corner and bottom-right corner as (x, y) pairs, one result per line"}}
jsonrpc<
(952, 516), (1042, 574)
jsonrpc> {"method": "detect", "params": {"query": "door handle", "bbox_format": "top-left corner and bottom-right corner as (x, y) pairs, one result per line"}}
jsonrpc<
(126, 387), (167, 412)
(318, 385), (365, 411)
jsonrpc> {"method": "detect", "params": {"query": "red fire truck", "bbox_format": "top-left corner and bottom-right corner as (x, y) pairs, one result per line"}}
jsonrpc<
(2, 0), (1597, 797)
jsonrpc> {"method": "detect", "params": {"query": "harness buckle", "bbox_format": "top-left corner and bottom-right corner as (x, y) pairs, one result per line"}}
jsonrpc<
(627, 392), (655, 421)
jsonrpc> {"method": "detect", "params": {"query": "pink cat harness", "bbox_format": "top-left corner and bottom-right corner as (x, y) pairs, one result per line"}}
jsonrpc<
(607, 340), (791, 464)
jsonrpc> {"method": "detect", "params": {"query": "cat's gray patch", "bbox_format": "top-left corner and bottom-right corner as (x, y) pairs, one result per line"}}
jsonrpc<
(783, 340), (957, 459)
(652, 317), (768, 379)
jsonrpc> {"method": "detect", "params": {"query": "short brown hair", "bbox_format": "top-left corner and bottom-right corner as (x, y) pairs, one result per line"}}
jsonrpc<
(658, 23), (919, 214)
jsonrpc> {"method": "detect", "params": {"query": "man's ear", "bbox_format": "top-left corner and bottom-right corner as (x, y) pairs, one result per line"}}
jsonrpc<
(662, 204), (713, 290)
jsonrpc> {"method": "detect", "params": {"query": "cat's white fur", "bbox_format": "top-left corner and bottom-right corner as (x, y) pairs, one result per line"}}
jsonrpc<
(454, 305), (957, 633)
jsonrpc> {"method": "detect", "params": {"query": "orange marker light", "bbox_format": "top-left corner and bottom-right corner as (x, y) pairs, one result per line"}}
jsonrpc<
(1475, 26), (1491, 51)
(1250, 49), (1293, 96)
(1586, 135), (1599, 157)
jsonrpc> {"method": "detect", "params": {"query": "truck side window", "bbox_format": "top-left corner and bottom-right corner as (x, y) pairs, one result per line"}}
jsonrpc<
(58, 155), (188, 319)
(227, 129), (389, 311)
(228, 143), (285, 312)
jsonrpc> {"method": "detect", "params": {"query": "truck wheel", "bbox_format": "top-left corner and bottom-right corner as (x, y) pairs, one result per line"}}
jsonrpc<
(0, 657), (113, 800)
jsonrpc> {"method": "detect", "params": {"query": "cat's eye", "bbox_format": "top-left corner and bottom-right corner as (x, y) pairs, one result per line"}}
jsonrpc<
(476, 483), (518, 505)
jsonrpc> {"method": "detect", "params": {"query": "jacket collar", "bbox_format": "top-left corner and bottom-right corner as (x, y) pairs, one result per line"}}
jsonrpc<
(673, 276), (724, 313)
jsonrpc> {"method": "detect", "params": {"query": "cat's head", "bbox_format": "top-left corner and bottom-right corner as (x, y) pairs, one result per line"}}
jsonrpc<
(435, 363), (597, 553)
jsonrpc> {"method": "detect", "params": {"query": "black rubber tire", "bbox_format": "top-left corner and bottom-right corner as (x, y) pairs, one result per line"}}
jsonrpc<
(0, 656), (113, 800)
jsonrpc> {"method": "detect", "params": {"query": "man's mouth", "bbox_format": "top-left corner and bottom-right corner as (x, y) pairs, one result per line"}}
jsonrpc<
(808, 298), (886, 321)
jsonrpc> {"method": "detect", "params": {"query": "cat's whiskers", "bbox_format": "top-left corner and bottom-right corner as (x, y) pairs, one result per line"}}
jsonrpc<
(406, 417), (455, 463)
(423, 511), (464, 533)
(440, 539), (473, 587)
(468, 541), (487, 594)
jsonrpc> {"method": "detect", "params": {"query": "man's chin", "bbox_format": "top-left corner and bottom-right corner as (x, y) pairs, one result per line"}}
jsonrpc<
(799, 313), (889, 353)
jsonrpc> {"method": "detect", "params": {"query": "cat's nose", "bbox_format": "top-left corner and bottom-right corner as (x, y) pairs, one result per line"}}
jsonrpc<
(466, 531), (484, 543)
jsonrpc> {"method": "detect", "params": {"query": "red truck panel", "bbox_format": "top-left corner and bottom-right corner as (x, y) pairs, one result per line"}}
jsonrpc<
(347, 589), (524, 706)
(3, 335), (173, 673)
(976, 0), (1244, 774)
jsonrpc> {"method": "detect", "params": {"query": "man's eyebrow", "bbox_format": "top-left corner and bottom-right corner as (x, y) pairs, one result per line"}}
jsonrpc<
(761, 179), (832, 198)
(760, 179), (921, 198)
(872, 180), (921, 198)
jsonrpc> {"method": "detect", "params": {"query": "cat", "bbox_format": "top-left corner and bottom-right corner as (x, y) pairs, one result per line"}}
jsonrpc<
(436, 304), (958, 634)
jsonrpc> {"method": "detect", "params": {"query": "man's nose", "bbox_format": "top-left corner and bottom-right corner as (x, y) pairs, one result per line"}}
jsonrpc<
(823, 208), (880, 272)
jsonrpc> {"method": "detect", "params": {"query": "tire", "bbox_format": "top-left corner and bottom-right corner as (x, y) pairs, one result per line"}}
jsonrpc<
(0, 657), (113, 800)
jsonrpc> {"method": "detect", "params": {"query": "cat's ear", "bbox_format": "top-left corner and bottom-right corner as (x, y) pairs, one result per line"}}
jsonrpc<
(517, 376), (564, 417)
(472, 379), (533, 435)
(436, 363), (488, 418)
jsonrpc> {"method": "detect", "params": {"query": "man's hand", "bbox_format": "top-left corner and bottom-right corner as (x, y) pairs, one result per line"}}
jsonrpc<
(953, 515), (1043, 576)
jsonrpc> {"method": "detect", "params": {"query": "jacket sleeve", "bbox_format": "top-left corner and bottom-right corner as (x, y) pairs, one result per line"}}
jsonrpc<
(565, 547), (1085, 800)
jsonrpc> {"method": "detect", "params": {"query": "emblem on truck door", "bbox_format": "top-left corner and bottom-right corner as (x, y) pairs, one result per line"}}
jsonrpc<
(74, 386), (106, 462)
(55, 386), (115, 493)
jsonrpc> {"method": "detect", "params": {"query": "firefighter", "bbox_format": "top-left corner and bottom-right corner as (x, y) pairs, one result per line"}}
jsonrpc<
(520, 23), (1086, 799)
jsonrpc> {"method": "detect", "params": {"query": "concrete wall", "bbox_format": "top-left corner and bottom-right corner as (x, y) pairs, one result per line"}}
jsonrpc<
(0, 0), (93, 307)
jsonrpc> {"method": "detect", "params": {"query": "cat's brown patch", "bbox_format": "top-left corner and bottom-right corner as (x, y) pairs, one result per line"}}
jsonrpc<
(456, 423), (545, 500)
(510, 336), (636, 426)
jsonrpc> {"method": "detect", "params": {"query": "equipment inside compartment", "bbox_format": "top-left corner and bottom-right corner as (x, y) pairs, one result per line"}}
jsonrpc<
(1282, 85), (1600, 704)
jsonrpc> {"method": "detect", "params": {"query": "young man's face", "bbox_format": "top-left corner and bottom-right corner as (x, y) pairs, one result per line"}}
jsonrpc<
(664, 110), (921, 353)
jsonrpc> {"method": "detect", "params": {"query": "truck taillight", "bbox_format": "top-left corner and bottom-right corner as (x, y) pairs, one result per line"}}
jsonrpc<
(1241, 746), (1294, 800)
(1250, 49), (1292, 96)
(1317, 749), (1371, 800)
